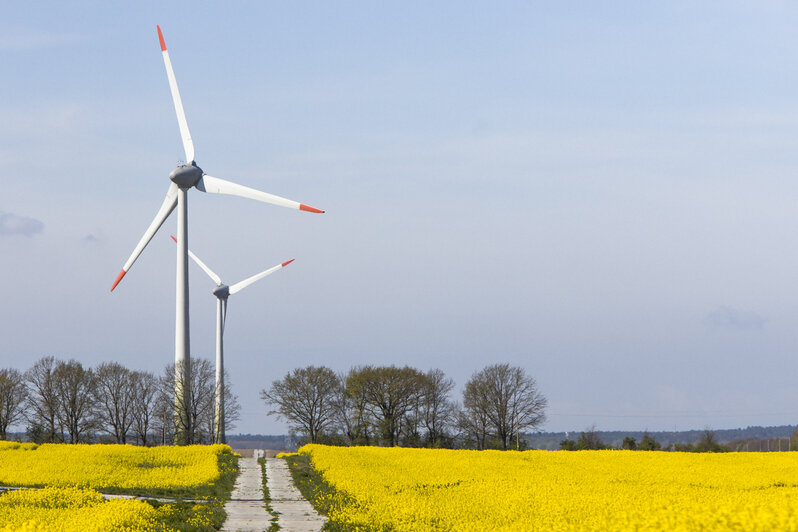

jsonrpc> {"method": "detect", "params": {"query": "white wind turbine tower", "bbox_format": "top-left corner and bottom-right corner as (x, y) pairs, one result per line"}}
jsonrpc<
(172, 235), (293, 444)
(111, 26), (323, 445)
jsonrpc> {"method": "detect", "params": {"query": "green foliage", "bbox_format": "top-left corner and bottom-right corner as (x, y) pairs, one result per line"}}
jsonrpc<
(638, 432), (661, 451)
(559, 430), (606, 451)
(669, 431), (729, 453)
(560, 439), (576, 451)
(693, 430), (729, 453)
(622, 437), (637, 450)
(576, 430), (606, 450)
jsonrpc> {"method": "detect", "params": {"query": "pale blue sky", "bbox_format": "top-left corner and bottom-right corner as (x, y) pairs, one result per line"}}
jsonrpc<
(3, 2), (798, 435)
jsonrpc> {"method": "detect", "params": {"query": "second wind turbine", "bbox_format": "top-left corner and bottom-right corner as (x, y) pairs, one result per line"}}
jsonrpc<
(172, 235), (293, 444)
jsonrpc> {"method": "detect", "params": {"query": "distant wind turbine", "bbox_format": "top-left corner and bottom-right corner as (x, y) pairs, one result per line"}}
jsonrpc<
(111, 25), (323, 444)
(172, 235), (293, 444)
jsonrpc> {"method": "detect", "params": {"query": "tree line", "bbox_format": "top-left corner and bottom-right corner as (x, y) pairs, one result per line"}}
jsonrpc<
(559, 428), (730, 452)
(261, 363), (547, 450)
(0, 356), (239, 445)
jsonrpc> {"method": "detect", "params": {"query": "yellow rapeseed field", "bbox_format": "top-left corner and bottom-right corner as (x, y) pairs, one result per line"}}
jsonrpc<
(299, 444), (798, 531)
(0, 444), (235, 531)
(0, 487), (163, 532)
(0, 443), (230, 492)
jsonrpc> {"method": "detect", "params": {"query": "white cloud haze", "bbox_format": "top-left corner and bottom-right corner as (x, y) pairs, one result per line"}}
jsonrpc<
(0, 212), (44, 237)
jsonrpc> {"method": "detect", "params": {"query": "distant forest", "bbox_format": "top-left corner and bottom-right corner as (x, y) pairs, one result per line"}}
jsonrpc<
(220, 425), (798, 452)
(524, 425), (798, 450)
(227, 434), (293, 450)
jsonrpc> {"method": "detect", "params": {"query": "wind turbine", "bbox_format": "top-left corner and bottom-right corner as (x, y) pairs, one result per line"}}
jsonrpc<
(111, 26), (323, 444)
(172, 235), (293, 444)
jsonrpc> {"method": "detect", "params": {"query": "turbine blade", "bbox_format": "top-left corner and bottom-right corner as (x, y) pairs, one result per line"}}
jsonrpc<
(157, 25), (195, 164)
(229, 259), (294, 295)
(221, 299), (227, 334)
(170, 235), (222, 285)
(111, 183), (178, 291)
(197, 174), (324, 213)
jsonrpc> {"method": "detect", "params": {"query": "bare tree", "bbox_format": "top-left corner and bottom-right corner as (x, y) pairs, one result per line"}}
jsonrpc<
(332, 371), (372, 445)
(188, 359), (216, 444)
(262, 366), (341, 444)
(419, 368), (455, 446)
(456, 400), (490, 450)
(164, 359), (215, 444)
(204, 369), (241, 444)
(152, 388), (174, 445)
(25, 356), (62, 443)
(345, 365), (424, 446)
(507, 367), (547, 449)
(462, 363), (547, 450)
(0, 369), (26, 440)
(400, 394), (423, 446)
(131, 370), (158, 446)
(222, 377), (241, 437)
(52, 360), (96, 443)
(94, 362), (135, 443)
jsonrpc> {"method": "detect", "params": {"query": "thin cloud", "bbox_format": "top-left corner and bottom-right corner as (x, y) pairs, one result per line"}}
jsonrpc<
(704, 305), (766, 331)
(0, 29), (83, 52)
(0, 212), (44, 237)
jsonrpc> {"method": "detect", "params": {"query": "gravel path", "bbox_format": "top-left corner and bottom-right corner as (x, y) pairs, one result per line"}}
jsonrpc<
(221, 449), (274, 532)
(266, 454), (326, 531)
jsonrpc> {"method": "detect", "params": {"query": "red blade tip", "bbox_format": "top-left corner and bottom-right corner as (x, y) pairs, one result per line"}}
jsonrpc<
(110, 269), (127, 292)
(170, 235), (177, 243)
(299, 204), (324, 214)
(157, 25), (166, 51)
(281, 259), (295, 267)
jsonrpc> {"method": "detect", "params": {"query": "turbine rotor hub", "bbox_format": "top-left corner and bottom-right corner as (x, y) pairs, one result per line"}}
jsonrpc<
(169, 163), (203, 187)
(213, 284), (230, 299)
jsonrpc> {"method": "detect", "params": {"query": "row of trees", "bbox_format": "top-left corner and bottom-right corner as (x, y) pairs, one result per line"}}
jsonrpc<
(261, 363), (547, 450)
(560, 429), (729, 452)
(560, 430), (663, 451)
(0, 357), (239, 445)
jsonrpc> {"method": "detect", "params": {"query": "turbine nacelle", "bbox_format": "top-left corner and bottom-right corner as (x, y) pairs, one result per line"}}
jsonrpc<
(169, 163), (203, 188)
(213, 284), (230, 299)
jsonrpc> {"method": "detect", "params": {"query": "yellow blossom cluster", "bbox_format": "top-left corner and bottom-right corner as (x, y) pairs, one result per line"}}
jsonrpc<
(0, 487), (164, 531)
(299, 444), (798, 531)
(0, 444), (231, 492)
(275, 452), (298, 459)
(0, 442), (37, 452)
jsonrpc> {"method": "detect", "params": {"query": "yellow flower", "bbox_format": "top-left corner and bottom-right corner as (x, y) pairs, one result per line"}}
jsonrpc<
(0, 444), (233, 492)
(299, 445), (798, 531)
(276, 452), (298, 459)
(0, 487), (160, 531)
